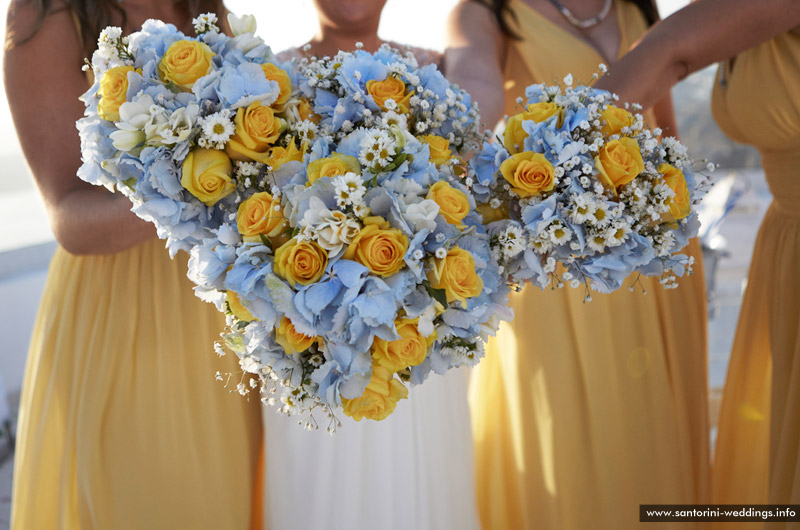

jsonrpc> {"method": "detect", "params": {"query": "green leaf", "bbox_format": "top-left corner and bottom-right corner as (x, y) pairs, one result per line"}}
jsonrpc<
(259, 234), (273, 251)
(423, 280), (449, 308)
(222, 333), (246, 354)
(382, 153), (409, 173)
(122, 177), (137, 191)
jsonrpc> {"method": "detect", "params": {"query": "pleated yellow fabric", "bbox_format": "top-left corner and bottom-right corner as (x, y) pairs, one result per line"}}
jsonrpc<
(469, 2), (710, 528)
(711, 32), (800, 530)
(11, 240), (263, 530)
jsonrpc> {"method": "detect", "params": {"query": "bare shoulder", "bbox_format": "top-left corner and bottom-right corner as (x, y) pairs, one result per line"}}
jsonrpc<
(3, 0), (95, 224)
(5, 0), (72, 49)
(5, 0), (79, 62)
(447, 0), (496, 29)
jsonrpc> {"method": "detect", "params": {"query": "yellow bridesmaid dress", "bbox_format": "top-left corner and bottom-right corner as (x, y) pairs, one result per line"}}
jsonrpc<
(469, 2), (710, 529)
(11, 241), (264, 529)
(711, 31), (800, 529)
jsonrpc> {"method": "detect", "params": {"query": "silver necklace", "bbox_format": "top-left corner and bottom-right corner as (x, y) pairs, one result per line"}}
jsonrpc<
(546, 0), (613, 30)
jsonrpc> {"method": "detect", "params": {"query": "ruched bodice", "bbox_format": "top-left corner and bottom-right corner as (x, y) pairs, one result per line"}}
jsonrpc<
(713, 31), (800, 215)
(711, 31), (800, 527)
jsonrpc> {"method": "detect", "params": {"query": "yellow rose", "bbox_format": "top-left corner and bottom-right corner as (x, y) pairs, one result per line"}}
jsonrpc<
(296, 98), (319, 123)
(274, 317), (320, 354)
(181, 148), (234, 206)
(98, 65), (137, 122)
(343, 217), (409, 277)
(503, 114), (529, 154)
(226, 291), (254, 322)
(601, 105), (634, 137)
(476, 202), (509, 223)
(268, 138), (305, 170)
(526, 101), (562, 124)
(659, 163), (691, 220)
(426, 181), (470, 227)
(500, 151), (555, 198)
(226, 102), (283, 164)
(595, 137), (644, 193)
(341, 365), (409, 421)
(503, 102), (562, 154)
(427, 246), (484, 308)
(306, 153), (361, 186)
(419, 135), (453, 165)
(261, 63), (293, 108)
(274, 238), (328, 287)
(372, 318), (435, 372)
(158, 40), (215, 90)
(237, 191), (287, 242)
(366, 75), (412, 113)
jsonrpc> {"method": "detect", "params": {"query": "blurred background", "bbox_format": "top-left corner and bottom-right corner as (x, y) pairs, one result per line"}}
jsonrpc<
(0, 0), (767, 525)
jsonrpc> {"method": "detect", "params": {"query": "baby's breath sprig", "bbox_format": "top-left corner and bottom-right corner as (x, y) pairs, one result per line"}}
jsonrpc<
(192, 13), (220, 35)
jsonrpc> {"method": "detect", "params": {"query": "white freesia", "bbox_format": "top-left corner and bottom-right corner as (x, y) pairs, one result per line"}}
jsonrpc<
(316, 214), (360, 255)
(404, 199), (440, 232)
(231, 33), (267, 56)
(227, 13), (257, 36)
(109, 94), (157, 152)
(303, 197), (360, 254)
(145, 104), (199, 146)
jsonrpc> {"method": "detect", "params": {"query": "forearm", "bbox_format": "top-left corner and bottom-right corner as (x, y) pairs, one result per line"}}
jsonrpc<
(598, 0), (800, 108)
(471, 79), (506, 132)
(50, 186), (156, 255)
(652, 93), (679, 139)
(446, 55), (506, 130)
(444, 1), (506, 133)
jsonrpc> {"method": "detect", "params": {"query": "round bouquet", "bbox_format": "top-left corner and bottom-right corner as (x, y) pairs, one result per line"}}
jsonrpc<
(469, 78), (710, 298)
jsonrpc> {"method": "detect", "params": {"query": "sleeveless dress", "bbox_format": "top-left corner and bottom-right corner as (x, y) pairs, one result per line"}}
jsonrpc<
(260, 46), (480, 530)
(12, 243), (264, 530)
(11, 28), (264, 526)
(468, 2), (711, 529)
(711, 31), (800, 529)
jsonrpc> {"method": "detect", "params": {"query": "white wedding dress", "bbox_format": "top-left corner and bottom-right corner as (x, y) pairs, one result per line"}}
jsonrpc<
(262, 367), (481, 530)
(261, 45), (481, 530)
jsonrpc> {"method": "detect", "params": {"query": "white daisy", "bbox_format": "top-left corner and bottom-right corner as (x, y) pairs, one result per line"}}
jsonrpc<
(498, 224), (527, 258)
(332, 172), (366, 208)
(200, 111), (235, 149)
